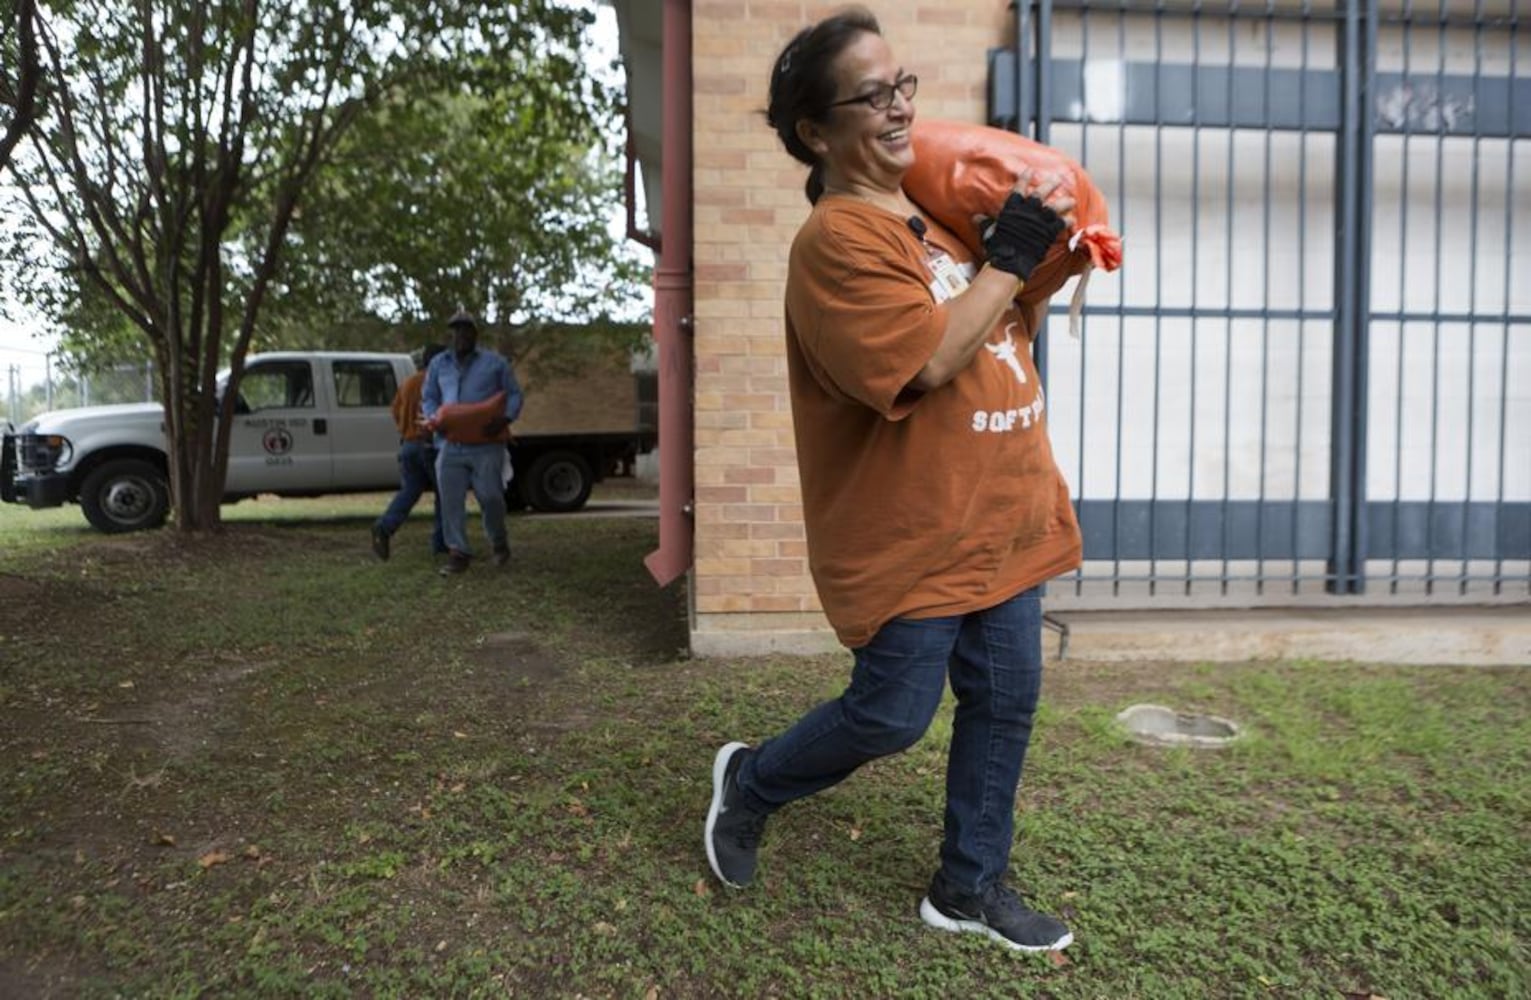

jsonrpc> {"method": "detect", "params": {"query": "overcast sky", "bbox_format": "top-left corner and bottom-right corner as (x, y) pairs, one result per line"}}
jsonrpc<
(0, 2), (624, 387)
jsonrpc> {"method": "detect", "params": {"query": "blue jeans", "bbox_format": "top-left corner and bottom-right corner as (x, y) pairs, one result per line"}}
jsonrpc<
(435, 442), (507, 557)
(375, 440), (444, 553)
(736, 587), (1046, 894)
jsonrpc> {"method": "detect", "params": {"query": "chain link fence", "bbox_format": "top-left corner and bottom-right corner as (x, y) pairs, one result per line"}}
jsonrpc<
(3, 354), (158, 426)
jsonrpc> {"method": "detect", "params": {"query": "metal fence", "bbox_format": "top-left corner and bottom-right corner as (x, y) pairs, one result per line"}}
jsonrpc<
(3, 357), (158, 425)
(992, 0), (1528, 607)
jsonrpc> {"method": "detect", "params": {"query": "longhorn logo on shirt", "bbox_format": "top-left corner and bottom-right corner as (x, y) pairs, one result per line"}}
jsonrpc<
(984, 324), (1028, 386)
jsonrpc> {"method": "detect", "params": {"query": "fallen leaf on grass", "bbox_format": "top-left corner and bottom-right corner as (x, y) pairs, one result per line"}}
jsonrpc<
(693, 878), (711, 898)
(434, 939), (448, 953)
(126, 768), (165, 790)
(243, 844), (262, 860)
(644, 987), (659, 1000)
(848, 827), (862, 841)
(453, 731), (469, 740)
(594, 921), (616, 936)
(117, 681), (134, 689)
(198, 850), (232, 869)
(153, 833), (177, 847)
(1047, 950), (1072, 969)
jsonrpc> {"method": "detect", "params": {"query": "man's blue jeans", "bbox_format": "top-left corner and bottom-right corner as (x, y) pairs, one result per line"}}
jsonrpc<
(435, 442), (508, 557)
(375, 440), (444, 553)
(736, 587), (1046, 895)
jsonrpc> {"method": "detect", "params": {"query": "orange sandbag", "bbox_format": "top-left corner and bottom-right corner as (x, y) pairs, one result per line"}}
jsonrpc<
(431, 390), (510, 445)
(904, 119), (1124, 310)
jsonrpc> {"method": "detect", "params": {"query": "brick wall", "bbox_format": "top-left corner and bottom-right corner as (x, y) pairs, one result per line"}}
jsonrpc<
(689, 3), (1007, 654)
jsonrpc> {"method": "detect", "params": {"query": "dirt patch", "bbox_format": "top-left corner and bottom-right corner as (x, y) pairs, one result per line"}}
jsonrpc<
(84, 522), (342, 568)
(0, 573), (47, 600)
(0, 574), (111, 625)
(130, 653), (281, 759)
(0, 959), (88, 1000)
(466, 631), (566, 685)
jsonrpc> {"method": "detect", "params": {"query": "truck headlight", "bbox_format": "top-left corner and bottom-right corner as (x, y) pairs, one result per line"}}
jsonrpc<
(17, 433), (72, 471)
(45, 435), (73, 467)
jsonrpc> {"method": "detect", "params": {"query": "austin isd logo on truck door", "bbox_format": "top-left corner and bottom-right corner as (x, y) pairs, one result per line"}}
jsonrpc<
(262, 427), (294, 464)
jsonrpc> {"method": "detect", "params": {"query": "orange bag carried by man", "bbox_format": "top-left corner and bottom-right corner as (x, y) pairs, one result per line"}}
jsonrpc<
(429, 390), (511, 445)
(903, 119), (1123, 335)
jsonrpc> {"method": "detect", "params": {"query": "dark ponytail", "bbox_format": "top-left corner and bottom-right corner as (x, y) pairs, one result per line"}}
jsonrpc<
(805, 163), (826, 205)
(764, 6), (881, 204)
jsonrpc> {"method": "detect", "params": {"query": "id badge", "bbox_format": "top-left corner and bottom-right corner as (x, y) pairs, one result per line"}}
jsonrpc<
(926, 250), (972, 303)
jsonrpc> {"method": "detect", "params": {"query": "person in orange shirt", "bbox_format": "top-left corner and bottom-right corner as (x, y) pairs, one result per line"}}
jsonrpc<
(371, 344), (446, 560)
(703, 6), (1081, 954)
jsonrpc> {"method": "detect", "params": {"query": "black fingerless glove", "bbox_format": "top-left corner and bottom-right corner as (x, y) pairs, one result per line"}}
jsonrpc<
(980, 191), (1067, 282)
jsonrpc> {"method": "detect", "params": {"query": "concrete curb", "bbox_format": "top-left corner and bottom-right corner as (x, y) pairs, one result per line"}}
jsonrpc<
(1049, 607), (1531, 666)
(690, 607), (1531, 666)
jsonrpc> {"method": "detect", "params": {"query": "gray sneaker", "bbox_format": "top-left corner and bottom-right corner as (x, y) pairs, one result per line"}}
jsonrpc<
(919, 873), (1073, 952)
(704, 742), (768, 889)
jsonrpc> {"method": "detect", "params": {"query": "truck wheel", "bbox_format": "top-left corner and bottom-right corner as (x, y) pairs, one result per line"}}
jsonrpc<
(525, 450), (593, 513)
(80, 459), (170, 533)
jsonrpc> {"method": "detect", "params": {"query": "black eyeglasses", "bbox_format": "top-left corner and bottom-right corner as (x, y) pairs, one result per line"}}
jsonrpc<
(827, 73), (918, 111)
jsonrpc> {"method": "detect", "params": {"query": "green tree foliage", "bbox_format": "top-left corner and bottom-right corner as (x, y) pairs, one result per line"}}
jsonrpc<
(0, 0), (624, 532)
(256, 68), (650, 376)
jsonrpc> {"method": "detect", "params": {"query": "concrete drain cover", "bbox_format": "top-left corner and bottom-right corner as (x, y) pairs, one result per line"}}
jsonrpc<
(1116, 704), (1241, 748)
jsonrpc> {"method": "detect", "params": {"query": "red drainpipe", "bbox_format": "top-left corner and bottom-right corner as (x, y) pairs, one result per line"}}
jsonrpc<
(643, 0), (694, 587)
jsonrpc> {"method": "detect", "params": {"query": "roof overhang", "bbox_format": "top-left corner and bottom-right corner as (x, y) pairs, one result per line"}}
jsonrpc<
(610, 0), (664, 235)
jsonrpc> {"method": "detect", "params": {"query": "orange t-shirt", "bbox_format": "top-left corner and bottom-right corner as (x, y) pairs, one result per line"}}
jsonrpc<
(784, 195), (1082, 648)
(391, 370), (429, 441)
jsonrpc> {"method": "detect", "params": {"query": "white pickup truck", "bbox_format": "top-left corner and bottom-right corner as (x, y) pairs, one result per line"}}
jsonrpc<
(2, 350), (655, 532)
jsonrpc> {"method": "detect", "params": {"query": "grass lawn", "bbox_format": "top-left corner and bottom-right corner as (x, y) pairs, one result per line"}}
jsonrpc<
(0, 493), (1526, 998)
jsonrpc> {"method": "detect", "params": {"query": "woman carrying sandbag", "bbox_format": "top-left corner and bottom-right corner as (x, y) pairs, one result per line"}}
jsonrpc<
(703, 5), (1084, 954)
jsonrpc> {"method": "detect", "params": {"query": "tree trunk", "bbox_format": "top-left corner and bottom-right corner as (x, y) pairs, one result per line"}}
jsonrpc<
(160, 357), (226, 533)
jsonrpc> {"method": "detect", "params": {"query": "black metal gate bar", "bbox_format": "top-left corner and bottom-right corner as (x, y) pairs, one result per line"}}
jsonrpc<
(1495, 4), (1520, 594)
(1461, 0), (1484, 595)
(1293, 0), (1316, 594)
(1333, 0), (1373, 594)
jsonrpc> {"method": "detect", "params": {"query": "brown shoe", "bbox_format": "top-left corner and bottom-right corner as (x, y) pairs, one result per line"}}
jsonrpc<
(439, 550), (470, 576)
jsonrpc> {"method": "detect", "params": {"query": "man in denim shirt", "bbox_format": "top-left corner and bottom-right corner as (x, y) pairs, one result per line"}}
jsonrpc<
(422, 311), (524, 576)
